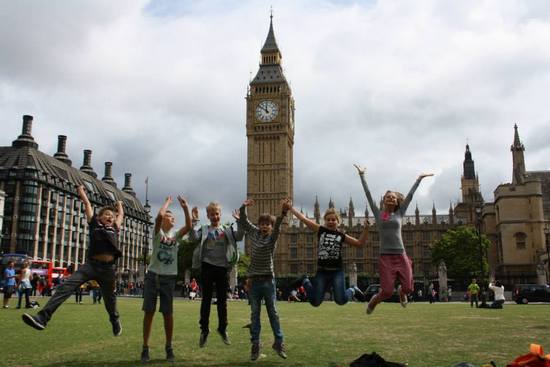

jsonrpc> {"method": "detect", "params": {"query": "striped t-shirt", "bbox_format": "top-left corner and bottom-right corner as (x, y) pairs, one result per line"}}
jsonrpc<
(237, 205), (283, 277)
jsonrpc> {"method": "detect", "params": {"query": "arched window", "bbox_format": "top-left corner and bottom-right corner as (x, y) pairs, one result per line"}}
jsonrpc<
(514, 232), (527, 249)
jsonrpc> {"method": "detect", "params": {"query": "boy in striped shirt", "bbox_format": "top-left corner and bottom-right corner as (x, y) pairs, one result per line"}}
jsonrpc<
(236, 198), (290, 361)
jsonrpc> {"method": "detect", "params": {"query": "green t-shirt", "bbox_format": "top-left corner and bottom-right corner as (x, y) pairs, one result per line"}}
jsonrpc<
(468, 283), (480, 295)
(148, 228), (182, 276)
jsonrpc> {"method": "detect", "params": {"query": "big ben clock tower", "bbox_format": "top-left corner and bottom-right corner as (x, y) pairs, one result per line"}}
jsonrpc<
(246, 15), (295, 242)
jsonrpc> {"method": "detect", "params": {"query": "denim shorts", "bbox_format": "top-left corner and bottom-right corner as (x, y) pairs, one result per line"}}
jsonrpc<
(142, 271), (177, 315)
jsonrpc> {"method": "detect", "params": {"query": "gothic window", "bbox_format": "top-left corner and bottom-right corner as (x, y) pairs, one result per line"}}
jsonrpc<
(514, 232), (527, 249)
(290, 234), (297, 245)
(290, 263), (298, 274)
(356, 263), (364, 273)
(356, 247), (364, 258)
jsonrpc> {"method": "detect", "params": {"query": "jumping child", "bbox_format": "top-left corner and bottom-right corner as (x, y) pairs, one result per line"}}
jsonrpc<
(189, 202), (243, 348)
(288, 201), (369, 307)
(141, 195), (192, 363)
(354, 164), (433, 314)
(23, 185), (124, 335)
(235, 198), (290, 361)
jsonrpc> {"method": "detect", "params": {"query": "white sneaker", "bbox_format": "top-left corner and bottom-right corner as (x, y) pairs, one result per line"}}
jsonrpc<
(397, 285), (408, 308)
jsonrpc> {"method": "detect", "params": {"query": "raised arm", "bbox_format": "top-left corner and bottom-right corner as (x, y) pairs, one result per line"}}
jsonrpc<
(77, 185), (94, 223)
(187, 206), (201, 242)
(354, 165), (380, 218)
(271, 199), (291, 243)
(344, 218), (369, 247)
(176, 195), (192, 238)
(400, 173), (434, 215)
(115, 200), (124, 229)
(237, 199), (258, 235)
(154, 196), (172, 235)
(288, 200), (320, 232)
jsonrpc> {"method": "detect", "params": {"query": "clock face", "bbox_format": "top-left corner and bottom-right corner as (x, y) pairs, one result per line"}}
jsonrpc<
(255, 100), (279, 122)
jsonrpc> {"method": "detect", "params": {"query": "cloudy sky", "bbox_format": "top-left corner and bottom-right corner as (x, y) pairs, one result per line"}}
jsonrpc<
(2, 0), (550, 223)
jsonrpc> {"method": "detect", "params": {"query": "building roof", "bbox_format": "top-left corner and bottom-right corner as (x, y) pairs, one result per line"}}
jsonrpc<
(0, 144), (149, 221)
(251, 64), (287, 85)
(261, 15), (281, 55)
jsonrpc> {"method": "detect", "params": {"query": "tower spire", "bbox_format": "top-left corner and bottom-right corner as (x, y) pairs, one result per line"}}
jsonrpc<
(511, 124), (526, 185)
(463, 144), (475, 179)
(261, 12), (280, 55)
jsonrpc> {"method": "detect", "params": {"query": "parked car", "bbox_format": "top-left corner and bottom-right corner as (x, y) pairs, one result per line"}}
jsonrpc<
(364, 284), (400, 302)
(513, 284), (550, 304)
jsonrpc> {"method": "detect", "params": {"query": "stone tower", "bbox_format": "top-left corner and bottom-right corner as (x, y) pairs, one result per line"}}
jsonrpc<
(245, 15), (295, 239)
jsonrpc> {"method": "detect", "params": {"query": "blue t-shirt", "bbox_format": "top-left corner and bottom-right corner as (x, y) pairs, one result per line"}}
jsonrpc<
(4, 268), (16, 286)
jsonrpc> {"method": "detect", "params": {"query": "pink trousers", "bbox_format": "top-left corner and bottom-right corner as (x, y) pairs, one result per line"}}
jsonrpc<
(377, 253), (413, 300)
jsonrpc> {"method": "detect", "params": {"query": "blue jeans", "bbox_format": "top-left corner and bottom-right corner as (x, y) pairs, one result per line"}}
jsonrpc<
(303, 269), (353, 307)
(249, 278), (284, 344)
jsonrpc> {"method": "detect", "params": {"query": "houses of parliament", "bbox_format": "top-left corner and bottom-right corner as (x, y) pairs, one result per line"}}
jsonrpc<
(245, 16), (550, 286)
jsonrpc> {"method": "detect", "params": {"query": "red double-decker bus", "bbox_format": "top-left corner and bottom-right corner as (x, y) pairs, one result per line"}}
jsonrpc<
(30, 260), (53, 289)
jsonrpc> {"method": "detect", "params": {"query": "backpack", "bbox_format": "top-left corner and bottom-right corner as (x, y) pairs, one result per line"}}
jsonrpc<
(507, 344), (550, 367)
(350, 352), (407, 367)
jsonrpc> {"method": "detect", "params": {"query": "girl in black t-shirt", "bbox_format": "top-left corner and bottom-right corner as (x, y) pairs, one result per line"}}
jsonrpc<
(288, 203), (369, 306)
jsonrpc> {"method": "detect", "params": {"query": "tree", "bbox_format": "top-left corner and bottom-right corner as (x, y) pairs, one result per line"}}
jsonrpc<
(431, 226), (490, 282)
(237, 252), (250, 279)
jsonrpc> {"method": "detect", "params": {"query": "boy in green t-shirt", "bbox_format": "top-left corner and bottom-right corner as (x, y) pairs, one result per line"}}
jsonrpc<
(141, 195), (192, 363)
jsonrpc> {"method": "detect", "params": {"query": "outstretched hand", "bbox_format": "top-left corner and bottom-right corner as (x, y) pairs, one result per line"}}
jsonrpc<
(164, 196), (173, 205)
(419, 173), (434, 179)
(191, 206), (199, 221)
(281, 198), (292, 213)
(232, 209), (240, 221)
(177, 195), (188, 208)
(353, 164), (366, 175)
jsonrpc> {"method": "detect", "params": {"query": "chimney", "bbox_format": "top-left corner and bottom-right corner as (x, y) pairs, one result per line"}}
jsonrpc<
(102, 162), (117, 187)
(122, 173), (136, 196)
(79, 149), (97, 178)
(12, 115), (39, 149)
(53, 135), (72, 166)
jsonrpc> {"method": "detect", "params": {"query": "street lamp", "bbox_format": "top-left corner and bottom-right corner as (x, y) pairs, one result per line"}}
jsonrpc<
(544, 224), (550, 285)
(475, 206), (488, 307)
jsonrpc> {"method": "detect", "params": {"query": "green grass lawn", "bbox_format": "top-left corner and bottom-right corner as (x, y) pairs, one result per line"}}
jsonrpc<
(2, 297), (549, 367)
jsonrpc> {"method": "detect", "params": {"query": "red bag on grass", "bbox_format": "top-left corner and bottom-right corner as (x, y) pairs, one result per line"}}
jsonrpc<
(507, 344), (550, 367)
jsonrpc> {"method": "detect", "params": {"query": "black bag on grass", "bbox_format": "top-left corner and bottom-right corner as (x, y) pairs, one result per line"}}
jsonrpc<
(350, 352), (407, 367)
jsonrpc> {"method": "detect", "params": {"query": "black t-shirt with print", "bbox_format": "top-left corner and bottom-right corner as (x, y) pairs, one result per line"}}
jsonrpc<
(87, 214), (122, 261)
(317, 226), (345, 271)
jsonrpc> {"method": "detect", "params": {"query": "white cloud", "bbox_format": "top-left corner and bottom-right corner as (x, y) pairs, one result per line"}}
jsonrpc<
(1, 0), (550, 222)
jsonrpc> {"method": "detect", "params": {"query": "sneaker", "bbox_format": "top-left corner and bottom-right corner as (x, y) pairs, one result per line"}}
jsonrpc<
(141, 346), (150, 364)
(3, 305), (9, 309)
(251, 342), (260, 361)
(352, 286), (366, 302)
(217, 330), (231, 345)
(165, 345), (175, 362)
(22, 313), (46, 330)
(111, 319), (122, 336)
(272, 341), (287, 359)
(366, 296), (377, 315)
(397, 285), (408, 308)
(199, 331), (208, 348)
